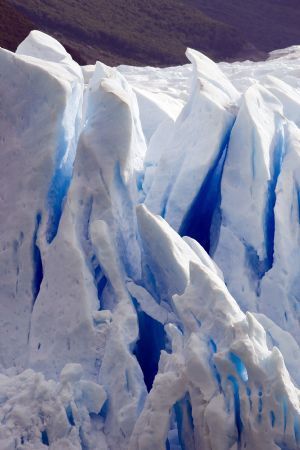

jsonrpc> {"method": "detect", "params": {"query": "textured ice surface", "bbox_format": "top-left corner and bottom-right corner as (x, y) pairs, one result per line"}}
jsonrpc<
(130, 205), (300, 450)
(0, 31), (300, 449)
(144, 49), (239, 238)
(0, 31), (83, 370)
(0, 363), (107, 449)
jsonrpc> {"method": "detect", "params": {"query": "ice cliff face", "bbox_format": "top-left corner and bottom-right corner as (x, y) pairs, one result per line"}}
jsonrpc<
(0, 30), (300, 449)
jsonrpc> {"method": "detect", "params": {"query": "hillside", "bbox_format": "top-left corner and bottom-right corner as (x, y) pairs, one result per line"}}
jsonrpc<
(2, 0), (300, 67)
(0, 0), (35, 51)
(190, 0), (300, 53)
(1, 0), (255, 66)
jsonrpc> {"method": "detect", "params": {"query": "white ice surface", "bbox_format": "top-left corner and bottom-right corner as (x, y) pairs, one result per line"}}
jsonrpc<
(130, 205), (300, 450)
(0, 30), (83, 370)
(144, 49), (238, 232)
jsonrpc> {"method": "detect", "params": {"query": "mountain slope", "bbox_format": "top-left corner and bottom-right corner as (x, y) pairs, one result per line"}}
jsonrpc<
(190, 0), (300, 53)
(0, 0), (35, 51)
(2, 0), (300, 67)
(2, 0), (256, 65)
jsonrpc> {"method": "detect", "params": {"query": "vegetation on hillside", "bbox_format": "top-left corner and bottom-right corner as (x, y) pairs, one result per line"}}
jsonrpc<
(191, 0), (300, 53)
(0, 0), (35, 51)
(2, 0), (253, 66)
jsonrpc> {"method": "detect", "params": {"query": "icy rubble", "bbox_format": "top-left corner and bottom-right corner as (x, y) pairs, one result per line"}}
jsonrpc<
(0, 363), (107, 450)
(0, 30), (300, 449)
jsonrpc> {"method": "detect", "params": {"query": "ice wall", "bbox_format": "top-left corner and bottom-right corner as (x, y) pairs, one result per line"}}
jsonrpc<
(0, 30), (300, 450)
(0, 31), (83, 369)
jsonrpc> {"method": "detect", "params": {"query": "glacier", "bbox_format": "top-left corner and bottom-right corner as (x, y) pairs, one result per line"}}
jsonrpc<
(0, 30), (299, 449)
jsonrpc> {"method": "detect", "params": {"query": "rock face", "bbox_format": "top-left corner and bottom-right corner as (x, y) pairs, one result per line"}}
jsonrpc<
(0, 30), (299, 449)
